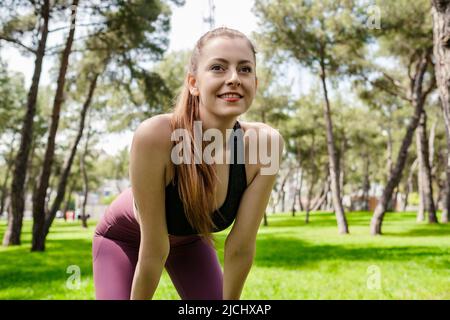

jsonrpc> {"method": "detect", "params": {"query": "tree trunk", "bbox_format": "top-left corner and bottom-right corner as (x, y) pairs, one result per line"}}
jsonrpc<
(4, 0), (50, 247)
(393, 187), (399, 212)
(271, 183), (279, 213)
(442, 128), (450, 223)
(0, 169), (11, 220)
(416, 127), (426, 221)
(371, 50), (433, 235)
(312, 174), (330, 212)
(305, 178), (316, 224)
(403, 159), (418, 212)
(0, 135), (16, 219)
(305, 134), (318, 222)
(276, 167), (293, 213)
(291, 167), (300, 216)
(386, 124), (394, 180)
(32, 0), (79, 251)
(417, 111), (438, 223)
(79, 112), (93, 229)
(349, 185), (356, 212)
(362, 152), (371, 211)
(432, 0), (450, 223)
(339, 134), (347, 199)
(44, 73), (98, 236)
(319, 58), (349, 234)
(298, 168), (304, 211)
(281, 187), (286, 213)
(291, 194), (297, 217)
(263, 212), (268, 226)
(63, 181), (76, 222)
(429, 122), (439, 207)
(295, 145), (303, 214)
(429, 119), (437, 170)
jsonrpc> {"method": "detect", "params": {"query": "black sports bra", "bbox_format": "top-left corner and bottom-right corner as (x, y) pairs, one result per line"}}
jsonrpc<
(164, 120), (247, 235)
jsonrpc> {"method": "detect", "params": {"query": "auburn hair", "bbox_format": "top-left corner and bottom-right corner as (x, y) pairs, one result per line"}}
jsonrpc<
(169, 27), (257, 245)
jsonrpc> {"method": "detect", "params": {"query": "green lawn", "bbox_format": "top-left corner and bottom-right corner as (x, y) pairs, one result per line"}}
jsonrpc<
(0, 211), (449, 299)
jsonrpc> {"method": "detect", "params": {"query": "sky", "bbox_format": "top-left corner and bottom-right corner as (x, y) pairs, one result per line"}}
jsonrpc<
(2, 0), (305, 156)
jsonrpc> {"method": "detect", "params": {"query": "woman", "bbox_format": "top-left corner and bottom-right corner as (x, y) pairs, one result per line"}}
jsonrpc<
(92, 27), (284, 300)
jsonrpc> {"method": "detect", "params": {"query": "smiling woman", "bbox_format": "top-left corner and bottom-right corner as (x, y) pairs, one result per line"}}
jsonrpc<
(92, 27), (284, 300)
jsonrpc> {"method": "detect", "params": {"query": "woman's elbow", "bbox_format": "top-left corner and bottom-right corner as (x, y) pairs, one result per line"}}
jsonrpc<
(225, 244), (255, 260)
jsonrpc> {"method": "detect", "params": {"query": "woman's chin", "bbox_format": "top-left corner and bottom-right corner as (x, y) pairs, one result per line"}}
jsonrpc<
(220, 108), (245, 117)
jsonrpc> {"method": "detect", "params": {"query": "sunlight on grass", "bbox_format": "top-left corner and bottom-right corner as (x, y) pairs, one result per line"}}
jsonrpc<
(0, 211), (449, 299)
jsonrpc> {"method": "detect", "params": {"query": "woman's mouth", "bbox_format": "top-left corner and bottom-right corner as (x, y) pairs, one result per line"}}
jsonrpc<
(217, 93), (243, 103)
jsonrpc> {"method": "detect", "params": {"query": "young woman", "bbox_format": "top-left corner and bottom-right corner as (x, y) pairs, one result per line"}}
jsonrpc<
(92, 27), (284, 300)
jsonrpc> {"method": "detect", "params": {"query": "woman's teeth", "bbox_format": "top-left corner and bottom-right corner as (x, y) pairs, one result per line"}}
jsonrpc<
(219, 94), (241, 98)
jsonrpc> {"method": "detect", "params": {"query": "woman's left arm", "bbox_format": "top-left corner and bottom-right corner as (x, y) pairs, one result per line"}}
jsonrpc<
(223, 129), (284, 300)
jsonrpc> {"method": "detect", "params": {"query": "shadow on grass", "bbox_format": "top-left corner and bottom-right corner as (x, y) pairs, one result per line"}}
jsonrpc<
(253, 236), (449, 270)
(383, 225), (450, 237)
(1, 234), (448, 291)
(1, 217), (448, 293)
(0, 238), (93, 291)
(266, 212), (450, 236)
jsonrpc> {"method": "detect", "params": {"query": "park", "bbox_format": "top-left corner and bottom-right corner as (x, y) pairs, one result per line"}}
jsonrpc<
(0, 0), (449, 300)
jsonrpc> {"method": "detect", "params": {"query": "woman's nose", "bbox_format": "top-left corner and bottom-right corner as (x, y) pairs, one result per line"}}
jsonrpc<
(226, 71), (241, 86)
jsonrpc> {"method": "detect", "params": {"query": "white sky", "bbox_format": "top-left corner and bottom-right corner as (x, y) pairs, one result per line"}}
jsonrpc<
(2, 0), (306, 156)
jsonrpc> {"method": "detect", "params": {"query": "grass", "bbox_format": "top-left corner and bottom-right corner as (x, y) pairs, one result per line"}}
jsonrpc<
(0, 211), (449, 299)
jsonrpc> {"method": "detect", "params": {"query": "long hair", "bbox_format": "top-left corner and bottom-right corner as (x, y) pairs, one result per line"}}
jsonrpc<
(169, 27), (257, 245)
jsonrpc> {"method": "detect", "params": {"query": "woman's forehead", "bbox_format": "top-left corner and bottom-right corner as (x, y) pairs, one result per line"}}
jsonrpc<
(200, 37), (255, 65)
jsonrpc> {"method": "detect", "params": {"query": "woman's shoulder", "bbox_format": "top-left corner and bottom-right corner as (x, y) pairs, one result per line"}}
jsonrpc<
(239, 120), (284, 169)
(239, 120), (283, 139)
(132, 113), (174, 154)
(135, 113), (173, 131)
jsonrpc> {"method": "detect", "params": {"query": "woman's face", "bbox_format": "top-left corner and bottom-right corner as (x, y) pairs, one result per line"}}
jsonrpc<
(188, 37), (258, 120)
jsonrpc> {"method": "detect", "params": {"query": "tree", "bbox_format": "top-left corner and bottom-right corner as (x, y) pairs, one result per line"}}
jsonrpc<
(365, 0), (437, 234)
(1, 0), (51, 246)
(416, 110), (438, 222)
(432, 0), (450, 223)
(43, 69), (100, 237)
(254, 0), (370, 233)
(286, 91), (329, 222)
(30, 0), (184, 251)
(0, 61), (26, 222)
(31, 0), (79, 252)
(79, 109), (93, 229)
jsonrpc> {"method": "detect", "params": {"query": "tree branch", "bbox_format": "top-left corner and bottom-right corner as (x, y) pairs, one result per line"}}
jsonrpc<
(379, 69), (405, 93)
(423, 77), (436, 98)
(0, 35), (36, 54)
(48, 22), (105, 33)
(359, 73), (411, 102)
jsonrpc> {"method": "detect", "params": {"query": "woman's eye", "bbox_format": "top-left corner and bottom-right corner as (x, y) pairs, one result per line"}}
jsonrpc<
(211, 65), (224, 71)
(211, 65), (252, 73)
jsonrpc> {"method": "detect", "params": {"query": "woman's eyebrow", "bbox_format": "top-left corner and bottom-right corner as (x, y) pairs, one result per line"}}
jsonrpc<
(208, 58), (253, 65)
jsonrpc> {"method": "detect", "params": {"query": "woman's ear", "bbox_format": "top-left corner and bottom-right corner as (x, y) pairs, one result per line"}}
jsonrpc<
(255, 76), (258, 91)
(187, 73), (199, 96)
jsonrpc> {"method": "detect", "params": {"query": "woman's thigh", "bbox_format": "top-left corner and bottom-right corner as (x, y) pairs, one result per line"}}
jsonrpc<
(92, 235), (139, 300)
(165, 237), (223, 300)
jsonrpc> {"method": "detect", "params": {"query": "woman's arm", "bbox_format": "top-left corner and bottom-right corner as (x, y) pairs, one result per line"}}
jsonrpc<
(129, 115), (172, 300)
(223, 128), (284, 300)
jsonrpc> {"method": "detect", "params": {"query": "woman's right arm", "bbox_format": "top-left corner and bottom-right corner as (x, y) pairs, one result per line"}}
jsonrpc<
(128, 115), (172, 300)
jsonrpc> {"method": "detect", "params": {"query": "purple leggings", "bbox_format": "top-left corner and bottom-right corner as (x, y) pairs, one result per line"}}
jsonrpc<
(92, 188), (223, 300)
